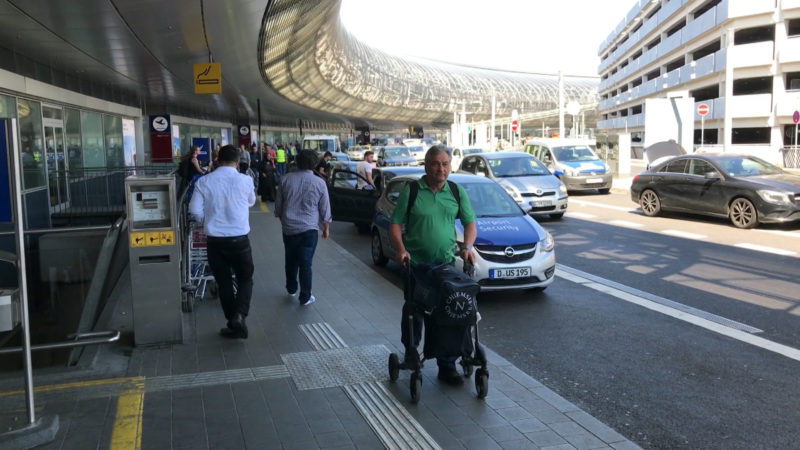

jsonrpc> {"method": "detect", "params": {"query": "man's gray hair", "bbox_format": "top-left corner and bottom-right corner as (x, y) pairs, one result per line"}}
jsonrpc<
(424, 144), (450, 164)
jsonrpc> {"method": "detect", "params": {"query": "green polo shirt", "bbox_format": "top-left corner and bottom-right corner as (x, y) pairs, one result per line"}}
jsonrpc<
(391, 177), (476, 265)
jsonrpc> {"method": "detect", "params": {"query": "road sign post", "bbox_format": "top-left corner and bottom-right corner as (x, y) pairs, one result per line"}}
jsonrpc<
(793, 110), (800, 149)
(697, 103), (709, 149)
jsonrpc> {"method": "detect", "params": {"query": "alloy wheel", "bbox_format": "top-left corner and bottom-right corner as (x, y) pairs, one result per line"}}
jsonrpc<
(640, 190), (661, 217)
(729, 198), (757, 229)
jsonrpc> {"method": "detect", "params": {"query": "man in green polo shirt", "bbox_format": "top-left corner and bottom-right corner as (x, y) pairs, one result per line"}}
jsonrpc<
(389, 144), (477, 385)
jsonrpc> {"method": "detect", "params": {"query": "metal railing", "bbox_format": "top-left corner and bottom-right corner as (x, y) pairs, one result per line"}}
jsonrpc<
(780, 147), (800, 168)
(49, 165), (176, 225)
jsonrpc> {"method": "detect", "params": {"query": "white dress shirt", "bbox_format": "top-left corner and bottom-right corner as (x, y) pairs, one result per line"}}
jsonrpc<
(188, 166), (256, 237)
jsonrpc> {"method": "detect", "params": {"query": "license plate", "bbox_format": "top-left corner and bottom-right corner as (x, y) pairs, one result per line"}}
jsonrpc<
(490, 267), (531, 279)
(530, 200), (552, 207)
(586, 178), (603, 184)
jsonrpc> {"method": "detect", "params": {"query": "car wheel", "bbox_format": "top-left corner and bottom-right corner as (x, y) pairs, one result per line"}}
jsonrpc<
(729, 197), (758, 229)
(639, 189), (661, 217)
(598, 188), (611, 195)
(549, 212), (564, 220)
(371, 230), (388, 266)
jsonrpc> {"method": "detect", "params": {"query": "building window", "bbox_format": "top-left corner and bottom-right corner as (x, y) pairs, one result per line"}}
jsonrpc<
(646, 4), (660, 20)
(692, 0), (721, 18)
(694, 128), (719, 145)
(785, 72), (800, 91)
(620, 85), (629, 93)
(632, 78), (643, 88)
(732, 127), (770, 144)
(647, 37), (661, 50)
(733, 77), (772, 95)
(103, 115), (123, 168)
(620, 109), (629, 117)
(666, 20), (686, 37)
(665, 57), (684, 72)
(692, 40), (721, 60)
(646, 69), (661, 81)
(81, 111), (104, 168)
(690, 84), (719, 101)
(17, 98), (45, 190)
(788, 19), (800, 37)
(734, 25), (774, 45)
(0, 94), (16, 119)
(65, 108), (81, 170)
(631, 105), (643, 114)
(631, 49), (642, 60)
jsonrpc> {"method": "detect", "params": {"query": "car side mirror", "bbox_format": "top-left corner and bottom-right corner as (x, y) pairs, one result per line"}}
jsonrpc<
(704, 171), (721, 180)
(553, 170), (564, 177)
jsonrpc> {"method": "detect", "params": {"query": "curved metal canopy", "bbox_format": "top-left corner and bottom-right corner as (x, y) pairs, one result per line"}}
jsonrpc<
(0, 0), (598, 130)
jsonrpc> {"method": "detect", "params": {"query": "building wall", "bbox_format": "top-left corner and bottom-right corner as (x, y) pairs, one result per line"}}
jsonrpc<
(597, 0), (800, 166)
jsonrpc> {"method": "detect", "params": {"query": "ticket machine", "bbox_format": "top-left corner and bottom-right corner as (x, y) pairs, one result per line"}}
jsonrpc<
(125, 175), (182, 345)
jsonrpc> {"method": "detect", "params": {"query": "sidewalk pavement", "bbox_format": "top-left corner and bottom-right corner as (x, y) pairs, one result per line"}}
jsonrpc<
(0, 204), (641, 450)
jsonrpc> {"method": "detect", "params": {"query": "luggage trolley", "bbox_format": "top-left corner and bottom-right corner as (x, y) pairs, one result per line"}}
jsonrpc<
(388, 263), (489, 403)
(182, 220), (216, 312)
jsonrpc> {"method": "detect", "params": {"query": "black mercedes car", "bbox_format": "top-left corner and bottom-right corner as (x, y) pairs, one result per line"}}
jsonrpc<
(630, 153), (800, 229)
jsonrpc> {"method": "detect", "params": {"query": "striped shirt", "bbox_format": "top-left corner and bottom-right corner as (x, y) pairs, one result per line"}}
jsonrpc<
(274, 170), (332, 235)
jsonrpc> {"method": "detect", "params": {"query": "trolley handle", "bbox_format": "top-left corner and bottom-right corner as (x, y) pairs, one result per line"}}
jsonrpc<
(463, 261), (475, 278)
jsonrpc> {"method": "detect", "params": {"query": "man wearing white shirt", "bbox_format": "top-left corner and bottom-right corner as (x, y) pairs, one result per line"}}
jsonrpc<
(189, 145), (256, 339)
(356, 150), (375, 189)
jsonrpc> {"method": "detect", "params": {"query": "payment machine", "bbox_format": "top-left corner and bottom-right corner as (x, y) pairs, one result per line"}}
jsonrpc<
(125, 175), (182, 345)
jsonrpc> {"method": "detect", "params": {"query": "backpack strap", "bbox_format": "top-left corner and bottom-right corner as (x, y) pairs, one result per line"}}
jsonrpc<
(405, 179), (462, 223)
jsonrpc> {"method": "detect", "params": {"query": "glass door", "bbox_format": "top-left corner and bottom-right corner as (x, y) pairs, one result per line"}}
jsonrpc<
(44, 122), (68, 209)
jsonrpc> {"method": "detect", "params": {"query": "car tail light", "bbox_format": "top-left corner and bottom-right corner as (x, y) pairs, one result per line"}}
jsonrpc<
(631, 175), (639, 184)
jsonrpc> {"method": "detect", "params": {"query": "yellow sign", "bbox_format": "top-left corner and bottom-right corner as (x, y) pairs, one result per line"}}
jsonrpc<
(145, 232), (161, 247)
(130, 232), (147, 248)
(159, 231), (175, 246)
(193, 63), (221, 94)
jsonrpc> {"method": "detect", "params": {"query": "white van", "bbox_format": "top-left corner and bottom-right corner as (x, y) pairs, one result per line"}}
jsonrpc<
(523, 138), (612, 194)
(303, 135), (341, 154)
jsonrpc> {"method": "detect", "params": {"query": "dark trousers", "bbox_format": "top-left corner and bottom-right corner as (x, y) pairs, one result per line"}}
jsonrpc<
(283, 230), (319, 302)
(400, 264), (457, 370)
(207, 235), (254, 320)
(276, 162), (286, 176)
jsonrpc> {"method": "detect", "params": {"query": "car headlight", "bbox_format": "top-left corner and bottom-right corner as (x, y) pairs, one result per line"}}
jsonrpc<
(558, 183), (567, 195)
(539, 231), (554, 253)
(757, 190), (793, 205)
(503, 185), (523, 201)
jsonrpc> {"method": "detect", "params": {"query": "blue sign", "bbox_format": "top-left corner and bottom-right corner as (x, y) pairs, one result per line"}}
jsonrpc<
(191, 137), (212, 163)
(0, 121), (11, 222)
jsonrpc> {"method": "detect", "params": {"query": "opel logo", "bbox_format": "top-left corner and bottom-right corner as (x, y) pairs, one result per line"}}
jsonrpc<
(504, 246), (515, 257)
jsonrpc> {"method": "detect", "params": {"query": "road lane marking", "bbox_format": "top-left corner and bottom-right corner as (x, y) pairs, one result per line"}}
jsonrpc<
(734, 243), (797, 257)
(609, 220), (644, 228)
(258, 199), (270, 213)
(661, 229), (707, 240)
(566, 212), (597, 219)
(753, 229), (800, 238)
(556, 264), (800, 363)
(110, 377), (145, 450)
(569, 199), (635, 212)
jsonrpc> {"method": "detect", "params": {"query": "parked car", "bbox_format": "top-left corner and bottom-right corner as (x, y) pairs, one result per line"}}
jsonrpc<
(458, 152), (568, 219)
(369, 173), (556, 292)
(448, 147), (485, 171)
(407, 145), (426, 162)
(630, 153), (800, 229)
(376, 146), (417, 167)
(523, 138), (612, 194)
(347, 145), (369, 161)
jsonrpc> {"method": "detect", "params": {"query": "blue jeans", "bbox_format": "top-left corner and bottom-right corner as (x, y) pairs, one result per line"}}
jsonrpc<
(283, 230), (319, 302)
(276, 162), (286, 176)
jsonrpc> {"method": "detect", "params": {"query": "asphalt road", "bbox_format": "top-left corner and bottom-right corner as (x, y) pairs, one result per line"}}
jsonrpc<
(327, 191), (800, 449)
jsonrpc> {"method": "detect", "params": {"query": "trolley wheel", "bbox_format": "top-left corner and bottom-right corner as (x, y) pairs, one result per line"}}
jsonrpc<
(182, 292), (194, 313)
(460, 360), (474, 377)
(409, 372), (422, 404)
(388, 353), (400, 382)
(475, 368), (489, 399)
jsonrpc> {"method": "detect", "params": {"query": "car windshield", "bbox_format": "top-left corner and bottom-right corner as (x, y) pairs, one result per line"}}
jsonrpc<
(553, 145), (597, 162)
(716, 155), (784, 177)
(305, 139), (333, 151)
(463, 148), (483, 155)
(488, 157), (550, 177)
(386, 148), (411, 158)
(461, 182), (522, 218)
(408, 146), (424, 153)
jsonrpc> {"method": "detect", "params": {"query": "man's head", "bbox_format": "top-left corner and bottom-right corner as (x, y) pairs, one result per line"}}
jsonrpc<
(323, 151), (332, 161)
(363, 150), (374, 162)
(218, 144), (240, 166)
(424, 145), (451, 184)
(296, 150), (319, 171)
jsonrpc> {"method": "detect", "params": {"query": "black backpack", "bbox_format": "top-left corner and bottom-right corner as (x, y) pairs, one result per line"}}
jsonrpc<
(405, 179), (461, 222)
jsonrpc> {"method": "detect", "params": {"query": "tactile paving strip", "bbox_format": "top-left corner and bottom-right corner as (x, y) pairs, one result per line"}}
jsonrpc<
(282, 345), (390, 390)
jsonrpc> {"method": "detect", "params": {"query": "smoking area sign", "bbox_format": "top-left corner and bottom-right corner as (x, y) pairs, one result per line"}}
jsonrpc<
(194, 63), (221, 94)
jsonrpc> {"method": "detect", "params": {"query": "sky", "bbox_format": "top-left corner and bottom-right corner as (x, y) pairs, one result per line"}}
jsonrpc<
(339, 0), (636, 77)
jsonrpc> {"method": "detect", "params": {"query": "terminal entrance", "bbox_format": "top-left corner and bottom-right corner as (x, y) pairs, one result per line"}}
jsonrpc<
(43, 105), (69, 211)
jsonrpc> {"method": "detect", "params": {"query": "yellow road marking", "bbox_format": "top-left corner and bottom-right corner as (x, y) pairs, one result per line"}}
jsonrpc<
(0, 376), (133, 397)
(259, 199), (269, 213)
(110, 377), (145, 450)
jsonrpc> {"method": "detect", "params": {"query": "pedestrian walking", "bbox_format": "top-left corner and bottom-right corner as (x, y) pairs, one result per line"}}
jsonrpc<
(274, 150), (332, 306)
(189, 145), (256, 339)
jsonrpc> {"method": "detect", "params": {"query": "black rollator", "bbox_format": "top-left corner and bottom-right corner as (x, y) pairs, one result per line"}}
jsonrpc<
(388, 258), (489, 403)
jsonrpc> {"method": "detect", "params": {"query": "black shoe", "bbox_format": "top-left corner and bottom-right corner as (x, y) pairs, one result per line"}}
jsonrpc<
(220, 314), (248, 339)
(437, 367), (464, 386)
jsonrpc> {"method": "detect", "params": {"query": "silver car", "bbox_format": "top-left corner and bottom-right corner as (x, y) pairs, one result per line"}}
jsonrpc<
(459, 152), (568, 219)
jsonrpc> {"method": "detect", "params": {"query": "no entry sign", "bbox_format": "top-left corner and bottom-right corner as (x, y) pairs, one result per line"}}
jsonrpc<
(697, 103), (709, 116)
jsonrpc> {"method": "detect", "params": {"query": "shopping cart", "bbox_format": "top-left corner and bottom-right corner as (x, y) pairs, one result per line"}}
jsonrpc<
(181, 220), (216, 312)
